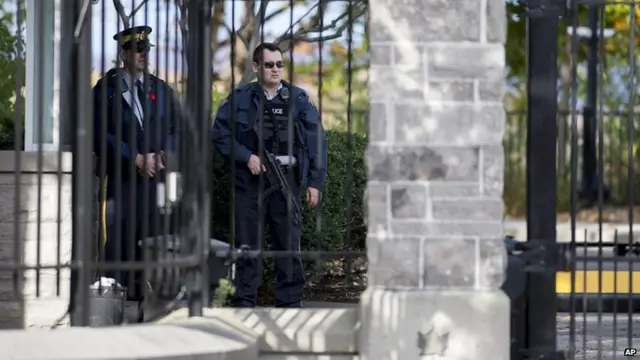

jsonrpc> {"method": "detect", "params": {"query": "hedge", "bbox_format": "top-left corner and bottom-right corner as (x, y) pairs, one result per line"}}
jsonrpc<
(210, 129), (367, 255)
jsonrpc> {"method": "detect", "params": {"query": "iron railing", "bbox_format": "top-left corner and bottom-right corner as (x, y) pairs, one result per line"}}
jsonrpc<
(0, 0), (368, 328)
(505, 109), (640, 217)
(516, 0), (640, 358)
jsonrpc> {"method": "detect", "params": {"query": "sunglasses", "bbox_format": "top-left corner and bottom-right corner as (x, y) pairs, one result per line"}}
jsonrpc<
(123, 41), (150, 54)
(262, 61), (285, 69)
(134, 42), (151, 53)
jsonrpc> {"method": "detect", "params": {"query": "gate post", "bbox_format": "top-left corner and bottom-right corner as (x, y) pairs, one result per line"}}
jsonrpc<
(524, 0), (561, 358)
(184, 0), (213, 317)
(360, 0), (510, 358)
(66, 0), (94, 326)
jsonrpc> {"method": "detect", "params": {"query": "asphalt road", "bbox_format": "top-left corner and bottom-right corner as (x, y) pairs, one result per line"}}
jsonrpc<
(557, 313), (640, 359)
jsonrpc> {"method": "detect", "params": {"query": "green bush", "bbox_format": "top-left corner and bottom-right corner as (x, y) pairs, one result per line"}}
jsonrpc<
(0, 114), (15, 150)
(211, 129), (367, 254)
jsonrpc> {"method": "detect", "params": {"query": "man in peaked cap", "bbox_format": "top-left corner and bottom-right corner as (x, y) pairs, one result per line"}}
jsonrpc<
(92, 25), (183, 311)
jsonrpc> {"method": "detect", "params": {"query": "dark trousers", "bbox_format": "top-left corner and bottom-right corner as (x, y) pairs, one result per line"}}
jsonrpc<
(99, 181), (148, 301)
(232, 169), (305, 307)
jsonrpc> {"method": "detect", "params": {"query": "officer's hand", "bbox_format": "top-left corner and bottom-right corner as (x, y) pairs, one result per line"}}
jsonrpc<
(156, 154), (165, 172)
(148, 153), (166, 175)
(247, 154), (266, 175)
(136, 153), (158, 178)
(306, 187), (320, 208)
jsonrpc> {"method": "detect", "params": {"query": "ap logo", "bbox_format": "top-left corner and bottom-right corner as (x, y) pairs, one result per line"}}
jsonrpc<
(624, 348), (637, 356)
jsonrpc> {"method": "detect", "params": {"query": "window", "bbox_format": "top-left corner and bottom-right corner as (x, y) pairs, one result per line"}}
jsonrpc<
(25, 0), (57, 151)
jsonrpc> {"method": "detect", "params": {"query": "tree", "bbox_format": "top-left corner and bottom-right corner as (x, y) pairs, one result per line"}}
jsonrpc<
(111, 0), (367, 87)
(207, 0), (367, 86)
(111, 0), (148, 28)
(504, 1), (633, 168)
(503, 1), (640, 212)
(0, 0), (24, 150)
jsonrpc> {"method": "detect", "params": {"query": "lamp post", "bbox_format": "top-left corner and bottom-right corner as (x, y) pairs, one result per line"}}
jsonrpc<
(566, 7), (614, 206)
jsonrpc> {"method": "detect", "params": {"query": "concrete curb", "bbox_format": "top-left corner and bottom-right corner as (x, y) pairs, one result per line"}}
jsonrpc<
(0, 316), (259, 360)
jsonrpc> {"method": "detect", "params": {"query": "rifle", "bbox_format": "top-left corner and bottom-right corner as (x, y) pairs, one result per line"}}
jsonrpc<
(260, 151), (302, 225)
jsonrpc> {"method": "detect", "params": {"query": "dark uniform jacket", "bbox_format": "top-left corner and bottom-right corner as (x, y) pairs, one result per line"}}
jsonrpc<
(211, 81), (327, 191)
(92, 68), (181, 199)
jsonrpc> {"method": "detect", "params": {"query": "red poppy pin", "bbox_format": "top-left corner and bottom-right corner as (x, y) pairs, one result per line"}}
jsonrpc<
(149, 92), (157, 102)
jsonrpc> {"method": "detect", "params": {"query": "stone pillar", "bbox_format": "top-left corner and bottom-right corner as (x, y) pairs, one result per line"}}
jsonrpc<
(0, 152), (73, 328)
(360, 0), (510, 359)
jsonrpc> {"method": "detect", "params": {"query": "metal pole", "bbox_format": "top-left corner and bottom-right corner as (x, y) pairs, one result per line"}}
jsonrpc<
(579, 5), (602, 205)
(68, 0), (93, 326)
(185, 0), (212, 317)
(60, 0), (77, 323)
(525, 5), (560, 359)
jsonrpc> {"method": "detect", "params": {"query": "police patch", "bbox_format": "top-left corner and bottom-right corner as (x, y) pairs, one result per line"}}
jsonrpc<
(269, 105), (287, 116)
(263, 104), (289, 118)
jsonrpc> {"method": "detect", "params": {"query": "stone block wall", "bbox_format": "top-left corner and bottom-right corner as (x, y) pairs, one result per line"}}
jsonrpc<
(0, 151), (73, 328)
(360, 0), (511, 359)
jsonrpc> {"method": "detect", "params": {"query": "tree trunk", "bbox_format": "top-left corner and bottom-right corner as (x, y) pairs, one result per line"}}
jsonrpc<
(211, 1), (225, 80)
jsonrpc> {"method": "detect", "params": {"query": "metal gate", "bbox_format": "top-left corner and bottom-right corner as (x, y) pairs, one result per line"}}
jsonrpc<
(520, 0), (640, 358)
(0, 0), (365, 328)
(67, 0), (214, 324)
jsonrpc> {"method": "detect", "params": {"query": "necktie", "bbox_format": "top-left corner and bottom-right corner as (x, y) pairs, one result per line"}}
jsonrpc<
(136, 80), (146, 128)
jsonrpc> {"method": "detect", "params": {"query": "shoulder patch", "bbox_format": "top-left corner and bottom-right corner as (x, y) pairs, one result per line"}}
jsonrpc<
(219, 98), (228, 108)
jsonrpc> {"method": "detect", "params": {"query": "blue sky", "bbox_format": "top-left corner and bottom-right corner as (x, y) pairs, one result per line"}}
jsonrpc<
(91, 0), (349, 72)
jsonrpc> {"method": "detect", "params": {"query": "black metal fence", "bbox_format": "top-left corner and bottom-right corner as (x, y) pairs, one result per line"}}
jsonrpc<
(0, 0), (367, 328)
(516, 0), (640, 358)
(505, 110), (640, 217)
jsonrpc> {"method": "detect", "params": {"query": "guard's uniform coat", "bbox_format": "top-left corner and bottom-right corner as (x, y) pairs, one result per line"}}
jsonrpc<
(212, 81), (327, 307)
(93, 68), (181, 299)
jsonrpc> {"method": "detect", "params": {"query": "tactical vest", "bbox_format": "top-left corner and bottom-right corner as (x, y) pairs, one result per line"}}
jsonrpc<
(256, 94), (294, 156)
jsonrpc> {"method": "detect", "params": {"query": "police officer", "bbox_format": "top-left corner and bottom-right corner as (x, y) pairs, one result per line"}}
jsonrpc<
(93, 26), (182, 301)
(212, 42), (327, 308)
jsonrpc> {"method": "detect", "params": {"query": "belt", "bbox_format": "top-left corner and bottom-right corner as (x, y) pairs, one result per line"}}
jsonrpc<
(275, 155), (297, 166)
